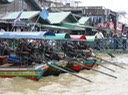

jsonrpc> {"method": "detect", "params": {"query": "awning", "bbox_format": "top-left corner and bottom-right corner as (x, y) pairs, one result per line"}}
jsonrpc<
(41, 24), (70, 30)
(0, 11), (40, 20)
(0, 31), (55, 39)
(12, 22), (28, 27)
(43, 12), (77, 24)
(60, 22), (96, 30)
(70, 35), (86, 41)
(42, 23), (85, 30)
(96, 27), (112, 32)
(78, 17), (90, 25)
(60, 22), (85, 30)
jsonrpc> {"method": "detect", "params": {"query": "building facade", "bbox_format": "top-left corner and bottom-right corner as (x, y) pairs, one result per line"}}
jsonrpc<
(0, 0), (44, 14)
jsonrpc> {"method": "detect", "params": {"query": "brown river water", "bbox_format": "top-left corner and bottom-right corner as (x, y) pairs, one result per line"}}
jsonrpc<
(0, 54), (128, 95)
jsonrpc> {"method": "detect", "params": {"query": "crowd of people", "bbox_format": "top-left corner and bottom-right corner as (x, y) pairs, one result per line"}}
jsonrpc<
(0, 28), (127, 66)
(61, 41), (96, 60)
(0, 39), (96, 65)
(94, 30), (128, 51)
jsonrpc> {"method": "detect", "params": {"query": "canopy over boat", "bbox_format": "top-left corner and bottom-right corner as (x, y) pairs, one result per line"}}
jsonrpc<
(0, 31), (55, 39)
(86, 36), (95, 42)
(43, 33), (71, 40)
(56, 33), (70, 39)
(70, 35), (86, 41)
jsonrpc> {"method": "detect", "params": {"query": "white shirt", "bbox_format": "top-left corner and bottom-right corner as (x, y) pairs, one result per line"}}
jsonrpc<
(95, 32), (104, 39)
(122, 33), (127, 39)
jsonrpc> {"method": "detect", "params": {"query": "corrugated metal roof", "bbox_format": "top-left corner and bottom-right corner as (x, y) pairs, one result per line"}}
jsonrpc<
(60, 22), (85, 30)
(47, 12), (72, 24)
(78, 17), (90, 25)
(41, 24), (70, 30)
(42, 23), (85, 30)
(1, 11), (40, 20)
(60, 22), (96, 30)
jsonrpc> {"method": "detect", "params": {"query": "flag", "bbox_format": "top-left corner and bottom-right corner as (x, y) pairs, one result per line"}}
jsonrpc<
(14, 11), (22, 23)
(40, 7), (49, 20)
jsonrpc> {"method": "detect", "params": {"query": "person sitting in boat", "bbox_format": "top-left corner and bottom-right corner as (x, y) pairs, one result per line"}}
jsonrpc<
(2, 41), (10, 56)
(84, 45), (96, 59)
(17, 39), (39, 65)
(81, 45), (97, 67)
(44, 45), (53, 60)
(1, 41), (14, 56)
(38, 42), (55, 61)
(61, 41), (68, 54)
(65, 42), (77, 58)
(16, 39), (31, 64)
(27, 40), (37, 52)
(44, 45), (61, 61)
(0, 40), (5, 55)
(76, 41), (87, 50)
(16, 39), (29, 55)
(23, 40), (43, 64)
(62, 42), (82, 58)
(74, 42), (88, 56)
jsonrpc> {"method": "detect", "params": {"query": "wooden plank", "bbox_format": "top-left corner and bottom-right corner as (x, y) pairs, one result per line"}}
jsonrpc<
(0, 63), (13, 68)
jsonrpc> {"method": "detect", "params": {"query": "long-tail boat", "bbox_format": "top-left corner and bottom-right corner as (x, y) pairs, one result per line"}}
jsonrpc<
(44, 33), (101, 72)
(40, 33), (72, 76)
(0, 31), (55, 81)
(65, 34), (99, 72)
(43, 60), (68, 76)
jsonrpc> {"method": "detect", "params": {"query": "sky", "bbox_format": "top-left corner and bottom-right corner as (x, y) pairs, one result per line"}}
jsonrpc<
(65, 0), (128, 13)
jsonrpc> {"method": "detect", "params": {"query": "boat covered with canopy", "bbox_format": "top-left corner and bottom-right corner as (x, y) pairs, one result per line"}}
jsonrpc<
(0, 31), (55, 39)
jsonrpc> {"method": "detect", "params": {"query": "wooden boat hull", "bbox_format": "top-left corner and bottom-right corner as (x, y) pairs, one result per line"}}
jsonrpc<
(0, 65), (46, 81)
(43, 60), (68, 76)
(43, 66), (61, 76)
(66, 61), (82, 72)
(66, 58), (100, 72)
(82, 59), (96, 70)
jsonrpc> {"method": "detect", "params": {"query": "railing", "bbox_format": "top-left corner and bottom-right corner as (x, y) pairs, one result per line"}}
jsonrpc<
(86, 38), (128, 54)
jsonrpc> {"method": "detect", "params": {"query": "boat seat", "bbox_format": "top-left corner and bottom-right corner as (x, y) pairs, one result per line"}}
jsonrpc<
(8, 57), (21, 63)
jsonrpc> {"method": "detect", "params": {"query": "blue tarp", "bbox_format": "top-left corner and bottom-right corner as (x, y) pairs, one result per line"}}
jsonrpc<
(8, 57), (21, 63)
(0, 31), (55, 39)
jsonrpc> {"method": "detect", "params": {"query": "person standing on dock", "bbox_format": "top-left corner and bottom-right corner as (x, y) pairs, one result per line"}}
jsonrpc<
(122, 31), (127, 50)
(112, 31), (119, 50)
(94, 30), (104, 50)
